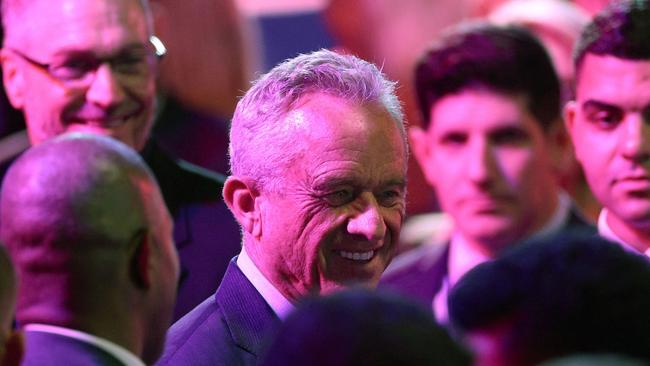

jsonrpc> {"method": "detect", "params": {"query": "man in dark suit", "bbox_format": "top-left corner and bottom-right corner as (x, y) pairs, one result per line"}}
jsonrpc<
(564, 0), (650, 259)
(157, 49), (409, 365)
(0, 0), (242, 320)
(0, 133), (180, 365)
(380, 23), (593, 323)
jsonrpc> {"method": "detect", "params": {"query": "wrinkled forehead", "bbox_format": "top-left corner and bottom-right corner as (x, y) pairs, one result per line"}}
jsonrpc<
(288, 96), (404, 146)
(5, 0), (151, 51)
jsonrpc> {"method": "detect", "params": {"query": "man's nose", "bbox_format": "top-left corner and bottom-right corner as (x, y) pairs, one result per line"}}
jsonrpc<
(347, 193), (387, 242)
(467, 139), (496, 186)
(621, 114), (650, 163)
(85, 63), (126, 108)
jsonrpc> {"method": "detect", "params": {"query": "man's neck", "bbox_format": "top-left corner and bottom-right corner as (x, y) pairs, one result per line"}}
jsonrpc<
(601, 209), (650, 254)
(237, 246), (295, 319)
(449, 192), (569, 285)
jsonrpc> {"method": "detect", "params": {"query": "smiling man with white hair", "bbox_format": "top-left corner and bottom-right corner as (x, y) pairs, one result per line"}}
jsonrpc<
(158, 49), (408, 366)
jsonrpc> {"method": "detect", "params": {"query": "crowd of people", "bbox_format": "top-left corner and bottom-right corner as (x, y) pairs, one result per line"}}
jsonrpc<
(0, 0), (647, 365)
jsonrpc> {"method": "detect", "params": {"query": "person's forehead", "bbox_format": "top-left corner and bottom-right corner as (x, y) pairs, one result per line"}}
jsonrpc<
(283, 93), (407, 173)
(429, 89), (538, 132)
(287, 93), (399, 141)
(13, 0), (149, 53)
(577, 54), (650, 92)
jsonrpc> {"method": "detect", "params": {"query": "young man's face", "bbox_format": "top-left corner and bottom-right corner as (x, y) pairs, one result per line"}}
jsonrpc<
(412, 88), (559, 252)
(565, 54), (650, 232)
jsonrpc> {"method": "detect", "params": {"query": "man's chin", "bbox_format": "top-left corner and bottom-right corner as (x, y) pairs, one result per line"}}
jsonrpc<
(460, 221), (522, 251)
(611, 205), (650, 231)
(319, 277), (378, 296)
(65, 124), (140, 150)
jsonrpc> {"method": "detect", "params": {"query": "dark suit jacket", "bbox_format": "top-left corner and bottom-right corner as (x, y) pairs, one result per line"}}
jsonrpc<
(380, 207), (595, 311)
(156, 259), (280, 366)
(21, 330), (127, 366)
(142, 141), (242, 321)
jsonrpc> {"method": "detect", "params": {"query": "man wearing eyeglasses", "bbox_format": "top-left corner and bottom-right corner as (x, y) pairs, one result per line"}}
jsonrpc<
(0, 0), (242, 322)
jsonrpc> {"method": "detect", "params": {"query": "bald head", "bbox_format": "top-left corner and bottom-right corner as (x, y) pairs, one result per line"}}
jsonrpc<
(1, 132), (154, 255)
(0, 132), (178, 363)
(1, 132), (155, 318)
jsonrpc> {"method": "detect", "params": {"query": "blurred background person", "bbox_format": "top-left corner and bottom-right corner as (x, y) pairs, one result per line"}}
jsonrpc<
(0, 0), (242, 320)
(259, 288), (472, 366)
(381, 22), (592, 323)
(449, 232), (650, 366)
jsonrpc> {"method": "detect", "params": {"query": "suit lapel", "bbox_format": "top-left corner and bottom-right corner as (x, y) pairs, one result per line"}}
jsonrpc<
(216, 260), (281, 356)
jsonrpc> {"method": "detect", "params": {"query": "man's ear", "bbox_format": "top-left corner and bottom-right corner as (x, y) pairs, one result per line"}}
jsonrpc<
(546, 118), (574, 176)
(0, 50), (25, 109)
(563, 101), (582, 164)
(563, 100), (577, 137)
(409, 126), (435, 186)
(223, 176), (262, 239)
(1, 330), (23, 366)
(130, 229), (151, 289)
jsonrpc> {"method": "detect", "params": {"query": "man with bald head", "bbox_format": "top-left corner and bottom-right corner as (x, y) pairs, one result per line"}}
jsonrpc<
(0, 133), (179, 365)
(158, 49), (408, 365)
(0, 0), (241, 319)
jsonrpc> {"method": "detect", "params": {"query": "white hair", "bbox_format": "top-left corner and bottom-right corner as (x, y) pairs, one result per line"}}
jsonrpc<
(229, 48), (406, 191)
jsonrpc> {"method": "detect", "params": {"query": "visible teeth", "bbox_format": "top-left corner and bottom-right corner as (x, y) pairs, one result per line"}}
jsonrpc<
(339, 250), (374, 261)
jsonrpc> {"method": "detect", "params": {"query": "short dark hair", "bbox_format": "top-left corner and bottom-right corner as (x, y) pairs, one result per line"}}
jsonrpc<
(449, 232), (650, 365)
(574, 0), (650, 76)
(260, 288), (472, 366)
(415, 22), (560, 130)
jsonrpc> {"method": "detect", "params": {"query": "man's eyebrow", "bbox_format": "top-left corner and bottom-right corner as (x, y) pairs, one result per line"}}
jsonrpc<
(382, 178), (407, 188)
(581, 99), (622, 112)
(50, 42), (148, 58)
(313, 177), (406, 189)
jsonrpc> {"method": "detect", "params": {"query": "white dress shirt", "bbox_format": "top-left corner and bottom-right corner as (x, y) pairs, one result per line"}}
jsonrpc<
(598, 209), (650, 258)
(24, 323), (145, 366)
(237, 246), (295, 319)
(434, 193), (572, 323)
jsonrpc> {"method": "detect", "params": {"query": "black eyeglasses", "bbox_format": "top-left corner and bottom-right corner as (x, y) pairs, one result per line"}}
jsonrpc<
(9, 35), (166, 89)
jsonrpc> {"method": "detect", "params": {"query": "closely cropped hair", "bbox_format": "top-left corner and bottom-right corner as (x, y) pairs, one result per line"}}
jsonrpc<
(449, 232), (650, 365)
(259, 289), (472, 366)
(230, 49), (405, 191)
(415, 22), (560, 130)
(574, 0), (650, 74)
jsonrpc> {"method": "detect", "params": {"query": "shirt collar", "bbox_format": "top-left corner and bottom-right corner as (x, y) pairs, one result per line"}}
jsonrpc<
(24, 324), (145, 366)
(435, 192), (572, 323)
(237, 247), (295, 319)
(447, 192), (571, 286)
(598, 209), (650, 258)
